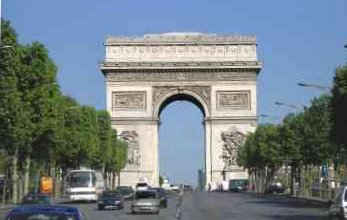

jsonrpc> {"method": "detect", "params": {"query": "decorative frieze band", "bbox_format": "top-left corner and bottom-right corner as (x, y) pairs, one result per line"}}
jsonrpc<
(106, 71), (257, 82)
(217, 90), (251, 110)
(105, 44), (257, 62)
(112, 91), (146, 111)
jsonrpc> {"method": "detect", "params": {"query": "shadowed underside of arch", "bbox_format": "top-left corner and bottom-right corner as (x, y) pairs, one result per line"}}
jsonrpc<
(158, 93), (206, 118)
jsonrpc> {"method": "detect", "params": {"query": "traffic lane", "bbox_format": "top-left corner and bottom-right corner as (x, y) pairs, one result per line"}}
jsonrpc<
(64, 196), (179, 220)
(181, 191), (328, 220)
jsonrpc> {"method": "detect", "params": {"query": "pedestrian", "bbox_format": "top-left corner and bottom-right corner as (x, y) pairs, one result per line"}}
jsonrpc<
(207, 183), (211, 196)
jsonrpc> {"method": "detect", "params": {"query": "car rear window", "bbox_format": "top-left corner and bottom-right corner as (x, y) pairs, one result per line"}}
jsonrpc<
(135, 191), (156, 199)
(6, 213), (77, 220)
(136, 183), (148, 187)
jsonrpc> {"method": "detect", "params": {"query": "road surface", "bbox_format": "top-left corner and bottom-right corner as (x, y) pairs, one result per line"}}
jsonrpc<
(1, 191), (329, 220)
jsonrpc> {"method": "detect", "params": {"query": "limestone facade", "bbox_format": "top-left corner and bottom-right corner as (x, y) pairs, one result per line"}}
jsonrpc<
(100, 33), (262, 187)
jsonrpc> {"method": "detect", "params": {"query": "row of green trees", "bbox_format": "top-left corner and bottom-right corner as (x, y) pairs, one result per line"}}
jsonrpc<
(0, 20), (127, 203)
(238, 64), (347, 196)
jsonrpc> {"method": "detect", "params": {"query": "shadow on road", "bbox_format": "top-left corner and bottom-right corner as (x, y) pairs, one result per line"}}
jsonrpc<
(243, 193), (329, 209)
(261, 213), (328, 220)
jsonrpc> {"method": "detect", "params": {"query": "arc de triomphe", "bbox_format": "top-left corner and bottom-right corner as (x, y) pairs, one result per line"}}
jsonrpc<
(100, 33), (262, 187)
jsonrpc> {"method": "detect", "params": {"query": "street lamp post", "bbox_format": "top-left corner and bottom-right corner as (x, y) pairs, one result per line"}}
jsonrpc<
(274, 101), (301, 110)
(297, 82), (331, 92)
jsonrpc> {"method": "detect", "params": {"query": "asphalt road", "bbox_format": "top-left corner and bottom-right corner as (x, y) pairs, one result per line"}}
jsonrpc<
(181, 191), (329, 220)
(1, 192), (329, 220)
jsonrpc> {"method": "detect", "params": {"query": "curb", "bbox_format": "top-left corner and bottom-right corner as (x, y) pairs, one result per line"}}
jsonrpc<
(245, 191), (329, 206)
(0, 205), (15, 210)
(286, 195), (329, 206)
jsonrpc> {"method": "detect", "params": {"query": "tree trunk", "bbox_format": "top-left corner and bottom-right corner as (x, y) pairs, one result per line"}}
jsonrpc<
(2, 169), (7, 204)
(117, 170), (121, 186)
(111, 172), (116, 190)
(23, 155), (31, 195)
(11, 147), (19, 204)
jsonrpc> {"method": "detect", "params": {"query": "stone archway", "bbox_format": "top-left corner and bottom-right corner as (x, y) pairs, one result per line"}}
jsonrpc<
(100, 33), (262, 187)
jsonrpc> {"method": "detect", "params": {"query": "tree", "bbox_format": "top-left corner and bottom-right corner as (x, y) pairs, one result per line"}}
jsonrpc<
(238, 124), (281, 192)
(96, 110), (112, 174)
(331, 64), (347, 166)
(302, 95), (334, 166)
(76, 106), (99, 167)
(0, 19), (33, 203)
(107, 130), (127, 187)
(17, 41), (60, 195)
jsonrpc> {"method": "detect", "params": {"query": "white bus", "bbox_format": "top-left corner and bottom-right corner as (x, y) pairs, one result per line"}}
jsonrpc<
(65, 169), (105, 202)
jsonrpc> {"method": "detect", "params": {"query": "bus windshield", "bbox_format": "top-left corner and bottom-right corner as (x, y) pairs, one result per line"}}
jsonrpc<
(68, 171), (96, 188)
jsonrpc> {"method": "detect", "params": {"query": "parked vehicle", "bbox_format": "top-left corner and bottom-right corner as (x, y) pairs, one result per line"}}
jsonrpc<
(21, 193), (52, 205)
(329, 185), (347, 219)
(229, 179), (248, 192)
(152, 187), (168, 208)
(131, 190), (160, 214)
(97, 191), (124, 210)
(116, 186), (135, 200)
(5, 205), (86, 220)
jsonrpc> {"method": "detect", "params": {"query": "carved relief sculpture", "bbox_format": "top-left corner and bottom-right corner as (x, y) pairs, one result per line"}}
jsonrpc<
(113, 91), (146, 111)
(220, 127), (246, 170)
(217, 91), (250, 110)
(119, 130), (141, 167)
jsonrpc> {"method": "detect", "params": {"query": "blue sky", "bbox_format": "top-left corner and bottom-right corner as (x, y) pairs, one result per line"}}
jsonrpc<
(2, 0), (347, 186)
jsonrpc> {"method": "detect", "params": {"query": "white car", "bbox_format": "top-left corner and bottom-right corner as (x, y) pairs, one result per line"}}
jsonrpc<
(329, 185), (347, 219)
(136, 182), (149, 191)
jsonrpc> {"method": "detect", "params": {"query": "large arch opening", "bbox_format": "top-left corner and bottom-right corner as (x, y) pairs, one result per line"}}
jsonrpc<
(158, 93), (206, 188)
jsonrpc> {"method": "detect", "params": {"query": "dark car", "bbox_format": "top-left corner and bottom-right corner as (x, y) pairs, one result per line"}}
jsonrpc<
(21, 193), (52, 205)
(229, 179), (249, 192)
(264, 183), (285, 194)
(97, 191), (124, 210)
(116, 186), (134, 200)
(151, 187), (168, 208)
(5, 205), (86, 220)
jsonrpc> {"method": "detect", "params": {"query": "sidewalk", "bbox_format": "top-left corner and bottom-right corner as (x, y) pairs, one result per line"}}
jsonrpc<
(0, 204), (16, 210)
(246, 191), (330, 206)
(287, 194), (329, 206)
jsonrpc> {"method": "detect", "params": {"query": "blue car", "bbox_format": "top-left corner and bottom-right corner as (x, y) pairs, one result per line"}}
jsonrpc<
(5, 205), (86, 220)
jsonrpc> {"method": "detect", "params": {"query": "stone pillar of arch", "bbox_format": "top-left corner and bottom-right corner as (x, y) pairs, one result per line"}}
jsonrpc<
(100, 33), (262, 187)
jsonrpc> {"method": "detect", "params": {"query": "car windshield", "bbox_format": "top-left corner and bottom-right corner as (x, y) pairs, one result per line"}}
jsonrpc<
(22, 195), (51, 205)
(136, 183), (148, 187)
(101, 191), (120, 198)
(116, 187), (133, 194)
(135, 191), (156, 199)
(68, 172), (96, 188)
(6, 213), (76, 220)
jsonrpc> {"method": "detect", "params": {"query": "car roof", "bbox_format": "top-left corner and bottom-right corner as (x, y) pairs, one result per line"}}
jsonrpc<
(8, 205), (79, 215)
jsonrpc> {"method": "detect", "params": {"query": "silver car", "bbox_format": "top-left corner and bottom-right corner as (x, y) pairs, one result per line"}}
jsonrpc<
(329, 185), (347, 219)
(131, 190), (160, 214)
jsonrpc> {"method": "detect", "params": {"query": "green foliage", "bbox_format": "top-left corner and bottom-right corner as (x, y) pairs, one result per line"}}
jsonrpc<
(97, 110), (112, 168)
(106, 130), (127, 172)
(302, 95), (334, 165)
(331, 64), (347, 163)
(238, 124), (281, 171)
(159, 176), (164, 186)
